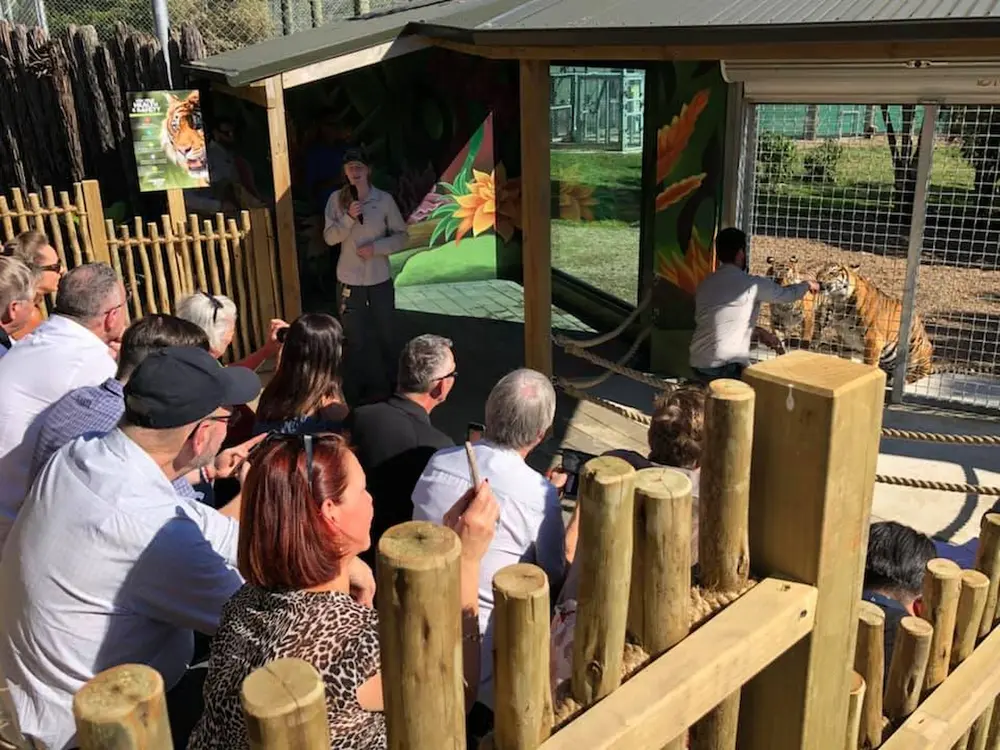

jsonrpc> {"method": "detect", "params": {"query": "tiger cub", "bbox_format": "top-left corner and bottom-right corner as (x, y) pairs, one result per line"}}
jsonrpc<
(764, 255), (824, 349)
(816, 263), (934, 384)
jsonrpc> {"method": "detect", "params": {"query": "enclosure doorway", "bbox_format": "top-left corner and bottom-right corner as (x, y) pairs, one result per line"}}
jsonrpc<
(549, 65), (646, 307)
(738, 100), (1000, 413)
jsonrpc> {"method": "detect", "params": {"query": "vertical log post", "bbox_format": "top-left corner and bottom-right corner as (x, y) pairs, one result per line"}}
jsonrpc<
(921, 558), (962, 696)
(976, 514), (1000, 638)
(628, 467), (693, 656)
(846, 671), (867, 750)
(856, 601), (886, 750)
(518, 59), (552, 376)
(492, 563), (553, 750)
(241, 658), (328, 750)
(73, 664), (172, 750)
(377, 521), (464, 750)
(884, 617), (934, 726)
(738, 352), (886, 750)
(166, 188), (185, 230)
(953, 570), (990, 750)
(571, 456), (636, 706)
(691, 379), (754, 750)
(80, 179), (110, 264)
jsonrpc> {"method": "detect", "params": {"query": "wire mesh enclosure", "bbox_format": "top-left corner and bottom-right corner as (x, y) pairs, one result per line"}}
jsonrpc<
(550, 67), (645, 152)
(743, 102), (1000, 413)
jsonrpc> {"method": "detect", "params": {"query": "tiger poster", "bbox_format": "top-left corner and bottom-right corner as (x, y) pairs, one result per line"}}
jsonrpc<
(128, 90), (210, 192)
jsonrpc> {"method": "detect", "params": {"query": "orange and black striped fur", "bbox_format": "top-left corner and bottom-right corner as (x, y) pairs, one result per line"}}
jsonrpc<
(764, 255), (823, 348)
(816, 263), (934, 384)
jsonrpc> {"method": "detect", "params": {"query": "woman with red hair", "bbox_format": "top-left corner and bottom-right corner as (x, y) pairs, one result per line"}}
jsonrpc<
(188, 433), (498, 750)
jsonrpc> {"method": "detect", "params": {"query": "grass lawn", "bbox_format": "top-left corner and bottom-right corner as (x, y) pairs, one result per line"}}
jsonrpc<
(551, 149), (643, 190)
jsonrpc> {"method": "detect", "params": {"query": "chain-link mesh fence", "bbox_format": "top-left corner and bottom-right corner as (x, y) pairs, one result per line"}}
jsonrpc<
(2, 0), (435, 55)
(744, 102), (1000, 412)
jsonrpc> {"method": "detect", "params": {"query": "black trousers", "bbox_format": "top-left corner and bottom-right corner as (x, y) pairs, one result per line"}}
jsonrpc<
(340, 279), (396, 405)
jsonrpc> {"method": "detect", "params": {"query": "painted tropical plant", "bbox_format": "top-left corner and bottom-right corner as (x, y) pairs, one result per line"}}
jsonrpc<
(654, 88), (717, 291)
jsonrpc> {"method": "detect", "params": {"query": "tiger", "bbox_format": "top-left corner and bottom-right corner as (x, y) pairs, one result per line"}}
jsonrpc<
(764, 255), (825, 349)
(160, 91), (208, 182)
(815, 263), (934, 384)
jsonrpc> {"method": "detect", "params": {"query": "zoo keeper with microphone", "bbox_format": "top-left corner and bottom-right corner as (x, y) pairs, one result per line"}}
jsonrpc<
(323, 146), (408, 404)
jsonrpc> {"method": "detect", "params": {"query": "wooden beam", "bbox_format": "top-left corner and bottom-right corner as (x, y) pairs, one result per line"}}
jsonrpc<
(537, 578), (817, 750)
(209, 81), (271, 109)
(281, 36), (428, 89)
(428, 37), (1000, 62)
(738, 351), (886, 750)
(880, 626), (1000, 750)
(518, 59), (552, 376)
(264, 76), (301, 320)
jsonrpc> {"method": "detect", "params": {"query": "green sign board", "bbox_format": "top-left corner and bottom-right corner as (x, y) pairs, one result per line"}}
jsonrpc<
(128, 90), (209, 193)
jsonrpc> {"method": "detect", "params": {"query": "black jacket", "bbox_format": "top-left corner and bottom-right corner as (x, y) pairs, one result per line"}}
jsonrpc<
(347, 396), (454, 558)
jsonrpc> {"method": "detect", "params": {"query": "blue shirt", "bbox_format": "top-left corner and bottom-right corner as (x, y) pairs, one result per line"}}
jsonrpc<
(32, 378), (200, 500)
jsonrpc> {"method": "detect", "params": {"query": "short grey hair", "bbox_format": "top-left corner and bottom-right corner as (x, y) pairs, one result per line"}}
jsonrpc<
(0, 257), (34, 311)
(174, 292), (238, 353)
(485, 369), (556, 451)
(54, 262), (122, 323)
(397, 334), (454, 393)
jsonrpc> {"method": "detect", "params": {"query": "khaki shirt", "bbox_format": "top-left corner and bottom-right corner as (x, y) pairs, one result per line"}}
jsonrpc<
(323, 186), (408, 287)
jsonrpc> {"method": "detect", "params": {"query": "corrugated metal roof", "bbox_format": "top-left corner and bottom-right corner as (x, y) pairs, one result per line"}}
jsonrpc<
(188, 0), (1000, 87)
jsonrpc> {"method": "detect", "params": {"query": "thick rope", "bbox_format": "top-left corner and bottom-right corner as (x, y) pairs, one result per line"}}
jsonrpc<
(557, 380), (653, 426)
(560, 343), (677, 391)
(881, 428), (1000, 446)
(874, 474), (1000, 497)
(561, 327), (653, 392)
(552, 288), (653, 351)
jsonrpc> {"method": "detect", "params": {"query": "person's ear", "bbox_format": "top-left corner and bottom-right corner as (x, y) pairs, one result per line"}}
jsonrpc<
(911, 595), (925, 618)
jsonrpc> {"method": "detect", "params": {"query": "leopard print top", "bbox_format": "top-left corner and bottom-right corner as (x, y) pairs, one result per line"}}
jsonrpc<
(188, 585), (387, 750)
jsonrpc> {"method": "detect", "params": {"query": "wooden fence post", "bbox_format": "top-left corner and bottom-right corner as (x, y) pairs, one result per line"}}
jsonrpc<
(976, 514), (1000, 638)
(855, 601), (887, 749)
(73, 664), (172, 749)
(738, 351), (886, 750)
(80, 179), (110, 264)
(628, 467), (693, 656)
(492, 563), (553, 750)
(377, 521), (464, 750)
(691, 379), (754, 750)
(884, 617), (933, 725)
(248, 206), (281, 328)
(241, 658), (329, 750)
(166, 188), (185, 230)
(846, 671), (867, 750)
(953, 570), (990, 750)
(571, 456), (636, 707)
(921, 558), (962, 695)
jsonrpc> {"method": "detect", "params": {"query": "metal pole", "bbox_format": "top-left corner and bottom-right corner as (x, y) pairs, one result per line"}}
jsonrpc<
(33, 0), (49, 36)
(741, 102), (758, 258)
(152, 0), (172, 87)
(721, 82), (747, 229)
(891, 103), (938, 403)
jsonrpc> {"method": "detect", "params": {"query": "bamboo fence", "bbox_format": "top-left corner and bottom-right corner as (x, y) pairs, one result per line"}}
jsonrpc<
(67, 352), (893, 750)
(1, 180), (285, 362)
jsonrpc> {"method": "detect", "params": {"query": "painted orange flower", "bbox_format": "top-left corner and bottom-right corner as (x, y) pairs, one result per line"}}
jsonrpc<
(655, 174), (706, 213)
(559, 182), (598, 221)
(494, 162), (521, 243)
(656, 228), (717, 295)
(656, 89), (710, 184)
(452, 169), (496, 244)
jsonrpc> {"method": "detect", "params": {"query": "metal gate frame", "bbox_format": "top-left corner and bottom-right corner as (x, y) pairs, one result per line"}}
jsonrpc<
(727, 92), (1000, 415)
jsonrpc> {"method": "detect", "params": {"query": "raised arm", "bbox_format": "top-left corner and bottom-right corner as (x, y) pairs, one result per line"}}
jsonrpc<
(754, 275), (817, 304)
(323, 191), (355, 246)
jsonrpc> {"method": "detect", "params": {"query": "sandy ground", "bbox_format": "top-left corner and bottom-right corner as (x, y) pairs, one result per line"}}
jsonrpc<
(750, 235), (1000, 373)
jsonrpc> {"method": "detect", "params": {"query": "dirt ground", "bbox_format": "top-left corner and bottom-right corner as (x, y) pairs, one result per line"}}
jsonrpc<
(749, 235), (1000, 371)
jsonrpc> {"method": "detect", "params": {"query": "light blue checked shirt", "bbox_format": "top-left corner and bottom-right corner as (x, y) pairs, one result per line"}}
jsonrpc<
(31, 378), (201, 501)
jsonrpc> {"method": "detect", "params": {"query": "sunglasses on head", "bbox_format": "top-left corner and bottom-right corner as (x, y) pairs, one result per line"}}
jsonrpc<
(250, 431), (343, 484)
(201, 291), (223, 325)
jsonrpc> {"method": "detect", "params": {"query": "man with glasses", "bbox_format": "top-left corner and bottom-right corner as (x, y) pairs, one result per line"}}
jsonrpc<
(348, 334), (456, 565)
(0, 346), (261, 750)
(0, 262), (127, 552)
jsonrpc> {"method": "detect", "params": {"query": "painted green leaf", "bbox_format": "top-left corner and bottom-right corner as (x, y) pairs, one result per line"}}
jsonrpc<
(455, 123), (485, 187)
(444, 216), (461, 242)
(438, 180), (460, 195)
(430, 202), (457, 219)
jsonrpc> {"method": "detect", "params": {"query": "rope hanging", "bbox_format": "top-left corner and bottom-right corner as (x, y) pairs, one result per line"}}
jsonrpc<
(551, 288), (653, 351)
(881, 428), (1000, 446)
(560, 342), (677, 391)
(560, 326), (653, 392)
(874, 474), (1000, 497)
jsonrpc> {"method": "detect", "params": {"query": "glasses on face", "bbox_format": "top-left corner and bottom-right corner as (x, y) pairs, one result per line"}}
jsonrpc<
(202, 412), (236, 428)
(102, 286), (133, 316)
(36, 261), (62, 274)
(434, 369), (458, 382)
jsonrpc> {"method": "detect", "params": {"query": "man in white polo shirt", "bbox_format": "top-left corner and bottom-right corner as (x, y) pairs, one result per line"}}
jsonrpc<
(689, 227), (819, 383)
(0, 262), (127, 551)
(0, 346), (260, 750)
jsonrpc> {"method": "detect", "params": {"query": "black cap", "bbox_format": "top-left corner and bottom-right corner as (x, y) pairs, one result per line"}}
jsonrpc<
(124, 346), (261, 429)
(342, 146), (368, 166)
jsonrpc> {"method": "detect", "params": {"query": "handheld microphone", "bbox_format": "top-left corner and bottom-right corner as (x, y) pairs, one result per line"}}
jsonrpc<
(349, 184), (364, 224)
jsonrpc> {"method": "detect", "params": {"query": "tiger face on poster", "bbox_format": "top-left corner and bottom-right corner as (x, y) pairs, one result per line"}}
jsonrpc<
(128, 89), (210, 192)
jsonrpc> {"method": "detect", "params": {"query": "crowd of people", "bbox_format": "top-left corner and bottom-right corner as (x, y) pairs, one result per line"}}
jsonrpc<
(0, 216), (986, 750)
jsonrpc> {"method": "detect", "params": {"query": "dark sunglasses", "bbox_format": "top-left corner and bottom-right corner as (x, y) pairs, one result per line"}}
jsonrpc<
(201, 291), (223, 324)
(250, 432), (342, 484)
(36, 261), (62, 273)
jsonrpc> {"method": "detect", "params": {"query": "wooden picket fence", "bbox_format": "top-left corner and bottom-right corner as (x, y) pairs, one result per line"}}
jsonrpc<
(0, 180), (287, 362)
(68, 352), (894, 750)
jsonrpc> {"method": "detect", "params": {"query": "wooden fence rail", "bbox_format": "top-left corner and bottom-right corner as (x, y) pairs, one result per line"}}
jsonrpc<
(67, 351), (887, 750)
(1, 180), (286, 360)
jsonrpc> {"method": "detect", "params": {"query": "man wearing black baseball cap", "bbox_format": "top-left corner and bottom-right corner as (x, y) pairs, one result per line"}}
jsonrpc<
(0, 346), (261, 750)
(322, 144), (408, 404)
